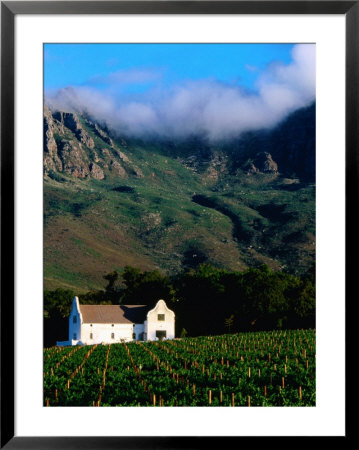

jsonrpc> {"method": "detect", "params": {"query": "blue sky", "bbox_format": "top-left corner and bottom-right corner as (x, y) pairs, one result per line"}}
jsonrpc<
(44, 43), (315, 141)
(44, 43), (295, 93)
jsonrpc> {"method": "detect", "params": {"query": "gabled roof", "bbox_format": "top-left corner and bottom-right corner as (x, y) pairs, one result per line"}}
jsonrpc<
(79, 304), (149, 324)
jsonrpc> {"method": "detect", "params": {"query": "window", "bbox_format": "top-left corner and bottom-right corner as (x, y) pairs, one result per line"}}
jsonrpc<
(90, 333), (93, 339)
(90, 324), (92, 327)
(158, 314), (165, 321)
(112, 324), (114, 327)
(73, 316), (77, 324)
(156, 330), (166, 340)
(133, 333), (136, 340)
(111, 333), (115, 339)
(73, 333), (77, 340)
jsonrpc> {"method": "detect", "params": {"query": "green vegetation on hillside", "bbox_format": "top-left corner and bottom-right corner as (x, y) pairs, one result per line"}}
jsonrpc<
(44, 106), (315, 294)
(44, 140), (315, 291)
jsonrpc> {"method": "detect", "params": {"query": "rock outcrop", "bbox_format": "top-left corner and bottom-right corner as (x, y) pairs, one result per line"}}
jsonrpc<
(243, 152), (278, 175)
(243, 162), (259, 175)
(44, 107), (136, 181)
(43, 105), (63, 172)
(53, 112), (95, 149)
(94, 124), (114, 146)
(57, 140), (90, 178)
(254, 152), (278, 173)
(89, 162), (105, 180)
(111, 160), (127, 177)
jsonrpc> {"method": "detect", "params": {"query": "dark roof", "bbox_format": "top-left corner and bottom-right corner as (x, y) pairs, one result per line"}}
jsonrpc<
(79, 304), (149, 324)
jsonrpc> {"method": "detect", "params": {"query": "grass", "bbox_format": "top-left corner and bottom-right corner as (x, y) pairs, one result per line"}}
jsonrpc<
(44, 125), (315, 292)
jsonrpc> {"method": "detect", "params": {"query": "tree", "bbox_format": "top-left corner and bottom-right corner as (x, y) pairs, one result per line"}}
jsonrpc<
(120, 266), (176, 305)
(44, 288), (75, 319)
(103, 270), (119, 293)
(180, 328), (188, 338)
(44, 288), (75, 347)
(224, 314), (234, 333)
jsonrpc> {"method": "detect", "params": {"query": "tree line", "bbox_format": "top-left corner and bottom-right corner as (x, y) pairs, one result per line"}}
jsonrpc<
(44, 263), (315, 346)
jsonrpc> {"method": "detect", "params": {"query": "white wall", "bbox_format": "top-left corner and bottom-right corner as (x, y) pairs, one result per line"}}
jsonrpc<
(81, 322), (133, 344)
(68, 297), (81, 342)
(133, 323), (145, 340)
(146, 300), (175, 341)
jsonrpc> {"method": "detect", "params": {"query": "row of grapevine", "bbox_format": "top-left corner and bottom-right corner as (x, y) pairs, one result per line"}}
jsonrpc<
(43, 329), (315, 406)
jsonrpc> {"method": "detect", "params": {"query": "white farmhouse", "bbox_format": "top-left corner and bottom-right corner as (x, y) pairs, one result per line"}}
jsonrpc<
(56, 297), (175, 346)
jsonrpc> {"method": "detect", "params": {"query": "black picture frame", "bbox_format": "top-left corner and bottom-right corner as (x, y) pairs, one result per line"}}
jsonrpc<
(1, 1), (355, 447)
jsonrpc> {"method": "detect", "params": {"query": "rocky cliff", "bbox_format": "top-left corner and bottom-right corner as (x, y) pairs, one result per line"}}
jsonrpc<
(44, 105), (143, 180)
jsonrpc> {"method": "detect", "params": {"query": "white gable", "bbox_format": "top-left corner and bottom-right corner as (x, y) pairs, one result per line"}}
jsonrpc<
(146, 299), (175, 341)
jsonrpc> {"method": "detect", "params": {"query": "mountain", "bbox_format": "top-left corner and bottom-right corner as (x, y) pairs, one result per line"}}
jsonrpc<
(228, 102), (316, 182)
(44, 103), (315, 292)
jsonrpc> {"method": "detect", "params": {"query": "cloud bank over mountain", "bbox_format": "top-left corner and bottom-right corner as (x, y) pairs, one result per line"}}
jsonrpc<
(46, 44), (315, 141)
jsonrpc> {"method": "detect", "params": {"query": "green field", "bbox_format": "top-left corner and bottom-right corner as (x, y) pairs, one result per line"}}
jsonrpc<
(44, 329), (315, 407)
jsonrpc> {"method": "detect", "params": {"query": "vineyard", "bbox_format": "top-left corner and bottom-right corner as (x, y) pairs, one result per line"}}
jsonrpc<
(43, 329), (315, 407)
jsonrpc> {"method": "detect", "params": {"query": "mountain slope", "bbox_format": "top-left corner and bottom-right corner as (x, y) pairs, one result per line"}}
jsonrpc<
(44, 104), (315, 292)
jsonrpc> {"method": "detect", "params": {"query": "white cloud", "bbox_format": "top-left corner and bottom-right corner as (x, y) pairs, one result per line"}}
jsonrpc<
(45, 44), (315, 141)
